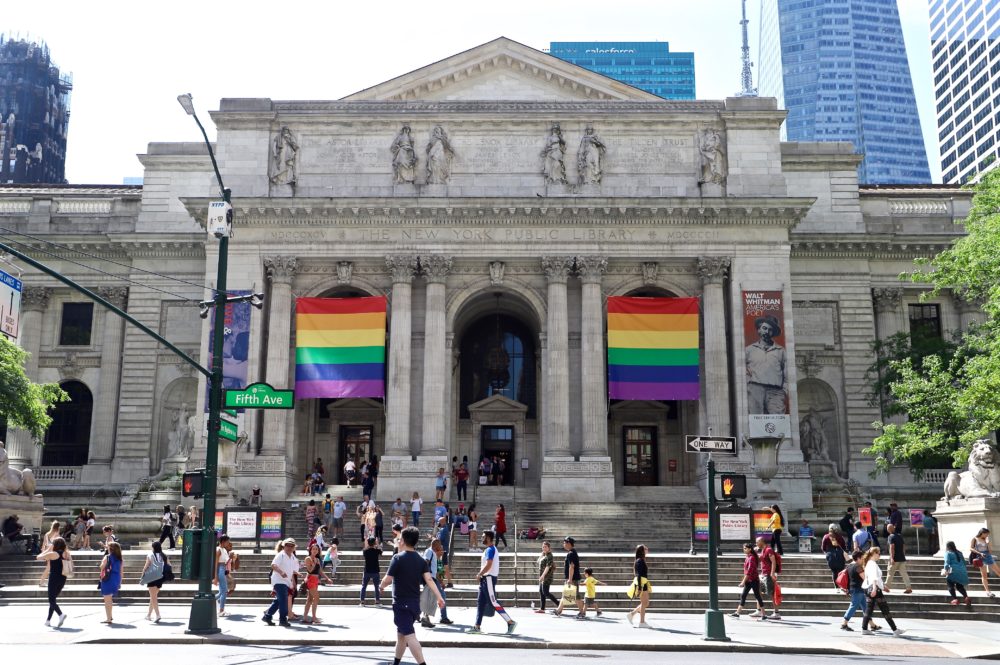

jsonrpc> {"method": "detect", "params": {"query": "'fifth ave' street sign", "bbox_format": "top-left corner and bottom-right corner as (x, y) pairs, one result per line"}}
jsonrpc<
(684, 435), (737, 455)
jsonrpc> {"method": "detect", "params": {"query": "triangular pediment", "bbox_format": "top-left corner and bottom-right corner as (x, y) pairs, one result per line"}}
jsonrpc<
(343, 37), (660, 103)
(468, 394), (529, 414)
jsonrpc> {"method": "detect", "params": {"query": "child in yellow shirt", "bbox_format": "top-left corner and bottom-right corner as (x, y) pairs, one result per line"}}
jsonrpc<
(583, 568), (605, 617)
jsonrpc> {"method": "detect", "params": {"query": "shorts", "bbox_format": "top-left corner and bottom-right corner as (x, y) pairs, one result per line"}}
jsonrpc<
(332, 517), (344, 528)
(393, 598), (421, 636)
(983, 554), (996, 566)
(585, 597), (597, 607)
(759, 575), (773, 596)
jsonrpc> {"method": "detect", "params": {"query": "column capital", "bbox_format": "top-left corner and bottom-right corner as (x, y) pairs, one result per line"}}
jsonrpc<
(575, 255), (608, 284)
(97, 286), (129, 308)
(420, 255), (453, 283)
(264, 255), (299, 283)
(953, 289), (984, 313)
(21, 286), (52, 311)
(872, 286), (903, 313)
(385, 254), (418, 283)
(696, 256), (731, 285)
(541, 256), (575, 283)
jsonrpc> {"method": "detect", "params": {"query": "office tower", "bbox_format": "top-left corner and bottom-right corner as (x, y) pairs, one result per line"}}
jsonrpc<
(0, 36), (72, 184)
(548, 41), (695, 99)
(758, 0), (931, 184)
(929, 0), (1000, 184)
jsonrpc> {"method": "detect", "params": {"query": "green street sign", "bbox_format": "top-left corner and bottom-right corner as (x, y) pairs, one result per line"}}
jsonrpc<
(219, 417), (238, 442)
(224, 382), (295, 410)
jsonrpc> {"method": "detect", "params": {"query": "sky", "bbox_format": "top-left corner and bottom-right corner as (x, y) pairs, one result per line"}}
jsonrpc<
(3, 0), (941, 184)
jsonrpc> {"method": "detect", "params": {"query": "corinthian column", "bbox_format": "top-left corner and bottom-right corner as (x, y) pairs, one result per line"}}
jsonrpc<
(872, 287), (905, 342)
(576, 256), (609, 456)
(5, 287), (50, 468)
(697, 257), (732, 436)
(88, 287), (128, 465)
(262, 256), (298, 455)
(542, 256), (574, 457)
(419, 255), (451, 455)
(384, 255), (418, 455)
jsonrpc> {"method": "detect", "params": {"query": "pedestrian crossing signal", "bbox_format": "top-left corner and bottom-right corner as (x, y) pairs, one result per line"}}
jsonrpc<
(182, 471), (204, 498)
(720, 473), (746, 500)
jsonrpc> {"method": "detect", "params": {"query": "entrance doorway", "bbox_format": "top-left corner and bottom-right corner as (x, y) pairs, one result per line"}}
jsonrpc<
(339, 425), (373, 483)
(623, 426), (658, 486)
(481, 425), (514, 486)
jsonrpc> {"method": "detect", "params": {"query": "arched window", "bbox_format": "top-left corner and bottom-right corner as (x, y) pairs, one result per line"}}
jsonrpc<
(43, 380), (92, 466)
(459, 315), (536, 419)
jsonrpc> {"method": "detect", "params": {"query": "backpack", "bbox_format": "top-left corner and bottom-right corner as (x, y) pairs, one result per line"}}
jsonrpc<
(835, 568), (849, 591)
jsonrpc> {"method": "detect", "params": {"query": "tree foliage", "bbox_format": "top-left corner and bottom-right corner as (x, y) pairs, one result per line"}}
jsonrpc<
(0, 334), (67, 442)
(867, 167), (1000, 475)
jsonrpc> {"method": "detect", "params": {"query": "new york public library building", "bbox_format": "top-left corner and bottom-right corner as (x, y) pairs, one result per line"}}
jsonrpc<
(0, 38), (976, 510)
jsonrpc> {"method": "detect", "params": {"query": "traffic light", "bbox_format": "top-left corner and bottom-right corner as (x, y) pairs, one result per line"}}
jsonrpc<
(720, 473), (747, 500)
(182, 470), (204, 498)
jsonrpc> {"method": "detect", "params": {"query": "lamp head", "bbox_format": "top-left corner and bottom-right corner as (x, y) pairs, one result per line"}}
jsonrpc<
(177, 93), (196, 116)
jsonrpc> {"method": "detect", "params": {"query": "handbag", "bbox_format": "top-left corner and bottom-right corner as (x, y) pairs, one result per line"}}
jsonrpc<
(63, 557), (74, 580)
(560, 583), (577, 607)
(420, 583), (438, 617)
(227, 572), (237, 591)
(161, 561), (175, 582)
(140, 556), (165, 585)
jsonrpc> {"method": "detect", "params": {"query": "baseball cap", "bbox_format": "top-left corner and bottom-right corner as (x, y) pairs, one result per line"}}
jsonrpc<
(563, 536), (575, 545)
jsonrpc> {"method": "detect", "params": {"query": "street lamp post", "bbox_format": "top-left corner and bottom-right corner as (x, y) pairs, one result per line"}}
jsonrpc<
(179, 93), (230, 635)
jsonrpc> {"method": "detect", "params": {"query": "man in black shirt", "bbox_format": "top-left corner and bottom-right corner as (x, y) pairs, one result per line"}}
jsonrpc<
(360, 537), (383, 606)
(554, 536), (585, 618)
(838, 508), (855, 540)
(885, 524), (912, 594)
(381, 526), (444, 665)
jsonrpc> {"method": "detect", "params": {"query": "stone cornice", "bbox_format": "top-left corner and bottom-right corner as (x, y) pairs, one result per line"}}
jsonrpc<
(183, 197), (814, 229)
(791, 235), (956, 259)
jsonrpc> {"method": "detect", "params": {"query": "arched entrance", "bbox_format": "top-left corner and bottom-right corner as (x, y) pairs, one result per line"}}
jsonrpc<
(43, 380), (93, 467)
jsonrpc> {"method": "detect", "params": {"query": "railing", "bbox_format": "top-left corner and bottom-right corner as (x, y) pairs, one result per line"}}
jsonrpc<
(919, 469), (953, 485)
(34, 466), (82, 483)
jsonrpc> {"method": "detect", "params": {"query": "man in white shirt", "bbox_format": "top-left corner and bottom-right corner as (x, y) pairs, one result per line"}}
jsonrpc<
(263, 538), (299, 627)
(468, 530), (516, 634)
(331, 496), (348, 538)
(344, 460), (357, 488)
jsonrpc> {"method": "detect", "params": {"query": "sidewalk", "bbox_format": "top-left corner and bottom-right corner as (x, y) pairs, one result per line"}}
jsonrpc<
(3, 602), (1000, 659)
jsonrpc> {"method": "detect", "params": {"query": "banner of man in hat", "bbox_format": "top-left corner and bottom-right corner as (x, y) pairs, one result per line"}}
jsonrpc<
(742, 290), (789, 425)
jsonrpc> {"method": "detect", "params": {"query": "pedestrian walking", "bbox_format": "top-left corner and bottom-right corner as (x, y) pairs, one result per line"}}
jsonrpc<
(305, 499), (320, 539)
(768, 504), (785, 555)
(332, 496), (347, 538)
(821, 523), (848, 588)
(839, 508), (855, 541)
(495, 504), (508, 549)
(971, 528), (1000, 597)
(468, 530), (517, 634)
(884, 524), (912, 594)
(554, 536), (585, 618)
(730, 542), (765, 620)
(888, 503), (903, 538)
(755, 535), (781, 620)
(420, 537), (454, 627)
(923, 509), (939, 555)
(141, 541), (168, 622)
(262, 538), (299, 627)
(344, 459), (357, 488)
(860, 547), (904, 636)
(435, 467), (448, 501)
(582, 567), (605, 617)
(157, 504), (176, 550)
(626, 544), (652, 628)
(36, 536), (70, 628)
(943, 541), (972, 606)
(839, 550), (866, 631)
(864, 501), (881, 548)
(536, 540), (560, 613)
(379, 526), (445, 665)
(360, 536), (383, 606)
(98, 542), (123, 624)
(852, 521), (873, 553)
(302, 542), (333, 623)
(467, 504), (480, 551)
(214, 535), (233, 617)
(391, 497), (408, 527)
(38, 521), (61, 585)
(411, 492), (423, 529)
(437, 516), (454, 587)
(456, 463), (469, 501)
(374, 503), (385, 544)
(323, 537), (340, 582)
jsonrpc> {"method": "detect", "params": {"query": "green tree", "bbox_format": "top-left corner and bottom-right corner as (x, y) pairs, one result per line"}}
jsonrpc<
(867, 167), (1000, 474)
(0, 334), (67, 441)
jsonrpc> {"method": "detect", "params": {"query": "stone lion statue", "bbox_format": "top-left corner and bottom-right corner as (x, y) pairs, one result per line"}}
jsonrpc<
(0, 441), (37, 497)
(943, 439), (1000, 501)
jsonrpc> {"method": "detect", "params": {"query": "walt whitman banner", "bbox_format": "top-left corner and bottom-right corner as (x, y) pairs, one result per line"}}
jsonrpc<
(742, 290), (790, 438)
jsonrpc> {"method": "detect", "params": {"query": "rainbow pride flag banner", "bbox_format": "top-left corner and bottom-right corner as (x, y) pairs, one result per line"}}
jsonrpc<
(607, 296), (700, 400)
(295, 296), (386, 399)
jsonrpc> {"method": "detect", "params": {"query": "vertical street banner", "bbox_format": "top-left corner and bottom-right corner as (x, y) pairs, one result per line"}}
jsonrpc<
(0, 268), (21, 339)
(205, 289), (252, 411)
(295, 296), (387, 399)
(607, 296), (700, 400)
(742, 290), (790, 438)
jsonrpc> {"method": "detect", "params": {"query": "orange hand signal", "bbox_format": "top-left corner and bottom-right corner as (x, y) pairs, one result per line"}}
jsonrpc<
(722, 477), (735, 496)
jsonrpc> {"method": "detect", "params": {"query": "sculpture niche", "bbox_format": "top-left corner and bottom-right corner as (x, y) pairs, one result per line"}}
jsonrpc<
(0, 441), (37, 497)
(943, 439), (1000, 501)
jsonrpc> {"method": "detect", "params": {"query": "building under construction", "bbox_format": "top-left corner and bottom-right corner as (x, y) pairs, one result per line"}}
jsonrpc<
(0, 36), (71, 184)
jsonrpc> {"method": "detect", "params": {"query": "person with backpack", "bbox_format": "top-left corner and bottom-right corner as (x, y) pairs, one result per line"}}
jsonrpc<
(839, 550), (866, 631)
(852, 521), (873, 553)
(822, 523), (848, 589)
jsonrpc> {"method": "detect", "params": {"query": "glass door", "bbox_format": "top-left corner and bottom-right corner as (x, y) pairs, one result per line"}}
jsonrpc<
(623, 426), (658, 486)
(480, 426), (515, 486)
(339, 425), (372, 483)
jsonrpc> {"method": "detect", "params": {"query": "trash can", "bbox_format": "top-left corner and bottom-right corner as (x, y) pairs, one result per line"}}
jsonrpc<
(181, 528), (202, 579)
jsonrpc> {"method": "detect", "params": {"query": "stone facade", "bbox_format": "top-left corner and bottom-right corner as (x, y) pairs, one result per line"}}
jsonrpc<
(0, 38), (974, 507)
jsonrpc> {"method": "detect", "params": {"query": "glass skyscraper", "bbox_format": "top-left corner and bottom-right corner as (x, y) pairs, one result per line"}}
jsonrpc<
(758, 0), (931, 184)
(929, 0), (1000, 184)
(548, 42), (695, 100)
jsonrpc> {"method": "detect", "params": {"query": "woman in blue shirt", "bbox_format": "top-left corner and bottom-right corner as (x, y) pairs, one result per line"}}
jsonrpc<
(944, 540), (971, 606)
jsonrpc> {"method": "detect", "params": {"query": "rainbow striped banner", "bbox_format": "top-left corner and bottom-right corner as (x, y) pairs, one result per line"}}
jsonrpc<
(607, 296), (700, 400)
(295, 296), (386, 399)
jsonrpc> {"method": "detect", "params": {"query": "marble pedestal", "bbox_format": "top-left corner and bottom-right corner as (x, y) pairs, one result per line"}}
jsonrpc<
(232, 455), (291, 504)
(540, 457), (614, 502)
(376, 456), (442, 503)
(934, 497), (1000, 556)
(0, 493), (45, 548)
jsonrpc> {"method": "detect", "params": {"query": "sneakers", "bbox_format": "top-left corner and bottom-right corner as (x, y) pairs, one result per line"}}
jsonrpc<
(57, 613), (66, 628)
(903, 589), (912, 594)
(840, 624), (853, 632)
(467, 626), (483, 634)
(950, 599), (960, 606)
(43, 620), (50, 627)
(770, 612), (782, 620)
(359, 601), (365, 607)
(596, 610), (603, 617)
(533, 609), (546, 614)
(626, 609), (636, 624)
(440, 618), (454, 625)
(893, 629), (906, 637)
(729, 612), (740, 618)
(506, 620), (517, 634)
(279, 620), (291, 627)
(637, 622), (651, 629)
(262, 614), (274, 625)
(749, 610), (763, 618)
(420, 617), (434, 629)
(574, 613), (587, 620)
(862, 629), (874, 635)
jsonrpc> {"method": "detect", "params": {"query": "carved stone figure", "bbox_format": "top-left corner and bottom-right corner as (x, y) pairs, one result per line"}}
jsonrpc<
(698, 129), (727, 185)
(0, 441), (36, 497)
(337, 261), (354, 284)
(426, 125), (454, 184)
(799, 409), (830, 462)
(577, 125), (606, 185)
(943, 439), (1000, 500)
(166, 402), (192, 458)
(540, 123), (567, 184)
(489, 261), (505, 286)
(270, 126), (299, 187)
(390, 125), (417, 184)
